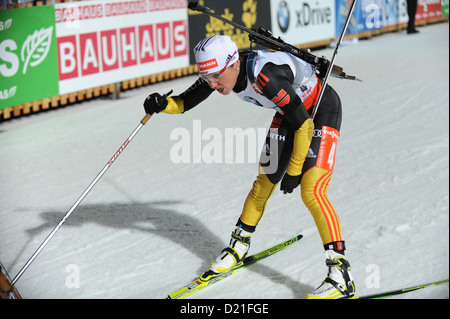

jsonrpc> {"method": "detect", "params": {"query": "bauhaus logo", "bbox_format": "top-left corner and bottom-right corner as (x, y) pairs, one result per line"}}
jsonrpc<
(57, 20), (187, 80)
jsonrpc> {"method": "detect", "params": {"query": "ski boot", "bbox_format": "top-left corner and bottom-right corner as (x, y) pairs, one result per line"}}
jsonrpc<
(201, 227), (251, 281)
(306, 250), (355, 299)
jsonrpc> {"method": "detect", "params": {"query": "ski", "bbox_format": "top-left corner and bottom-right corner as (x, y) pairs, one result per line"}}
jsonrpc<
(0, 260), (22, 299)
(356, 279), (449, 299)
(163, 234), (302, 299)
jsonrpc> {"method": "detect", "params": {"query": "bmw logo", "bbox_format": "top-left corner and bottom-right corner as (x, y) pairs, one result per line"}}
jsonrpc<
(277, 1), (290, 33)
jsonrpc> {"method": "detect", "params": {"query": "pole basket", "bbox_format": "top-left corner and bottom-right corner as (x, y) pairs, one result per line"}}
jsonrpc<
(0, 260), (22, 299)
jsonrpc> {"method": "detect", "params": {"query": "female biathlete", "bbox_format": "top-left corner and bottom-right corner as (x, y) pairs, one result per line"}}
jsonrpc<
(143, 35), (355, 299)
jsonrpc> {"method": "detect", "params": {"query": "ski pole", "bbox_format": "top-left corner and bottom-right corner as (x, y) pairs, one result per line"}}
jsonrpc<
(12, 90), (171, 285)
(12, 113), (151, 285)
(311, 0), (357, 120)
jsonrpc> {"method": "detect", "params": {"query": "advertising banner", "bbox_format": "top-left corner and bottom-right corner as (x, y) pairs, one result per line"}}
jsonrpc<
(55, 0), (189, 94)
(416, 0), (443, 21)
(336, 0), (385, 34)
(270, 0), (336, 45)
(187, 0), (272, 65)
(442, 0), (449, 16)
(0, 5), (59, 110)
(2, 1), (447, 113)
(383, 0), (409, 27)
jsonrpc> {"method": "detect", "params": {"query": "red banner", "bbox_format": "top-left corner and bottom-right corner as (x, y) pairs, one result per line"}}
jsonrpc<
(415, 0), (443, 22)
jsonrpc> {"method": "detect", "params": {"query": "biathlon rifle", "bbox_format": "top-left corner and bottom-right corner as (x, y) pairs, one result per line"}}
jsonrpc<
(187, 1), (361, 82)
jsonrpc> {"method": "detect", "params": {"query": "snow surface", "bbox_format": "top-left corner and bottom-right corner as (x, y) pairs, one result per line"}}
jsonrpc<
(1, 23), (448, 300)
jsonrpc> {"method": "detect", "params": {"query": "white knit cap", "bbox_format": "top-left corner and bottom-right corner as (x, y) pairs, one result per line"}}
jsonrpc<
(194, 35), (239, 75)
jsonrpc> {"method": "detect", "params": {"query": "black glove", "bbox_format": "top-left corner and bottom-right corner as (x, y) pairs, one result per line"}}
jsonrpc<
(280, 173), (301, 194)
(143, 90), (172, 114)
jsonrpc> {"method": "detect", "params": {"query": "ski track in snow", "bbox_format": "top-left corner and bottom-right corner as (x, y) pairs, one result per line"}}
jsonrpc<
(0, 23), (448, 299)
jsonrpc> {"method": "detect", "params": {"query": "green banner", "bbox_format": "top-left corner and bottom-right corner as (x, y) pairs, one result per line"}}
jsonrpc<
(0, 5), (59, 110)
(442, 0), (449, 17)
